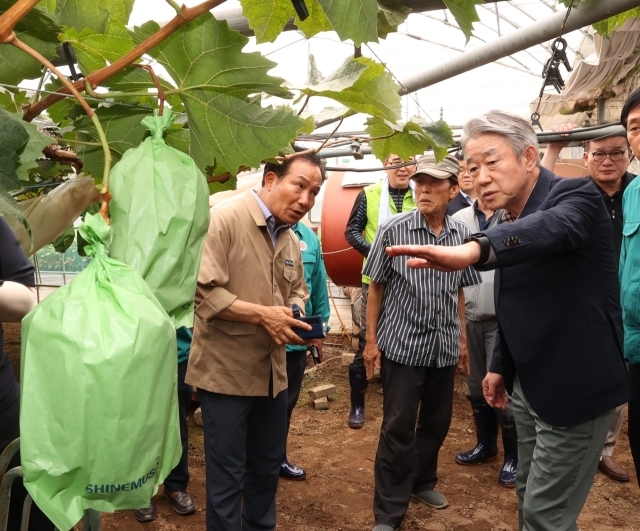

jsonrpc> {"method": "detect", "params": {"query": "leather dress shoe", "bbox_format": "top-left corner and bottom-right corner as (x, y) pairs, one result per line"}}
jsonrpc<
(598, 456), (630, 482)
(280, 457), (306, 480)
(133, 501), (157, 523)
(163, 489), (196, 515)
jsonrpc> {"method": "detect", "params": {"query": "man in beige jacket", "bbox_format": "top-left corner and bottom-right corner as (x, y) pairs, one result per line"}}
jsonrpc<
(186, 154), (324, 531)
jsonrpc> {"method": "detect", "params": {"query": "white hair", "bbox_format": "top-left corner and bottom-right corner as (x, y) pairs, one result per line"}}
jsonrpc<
(461, 110), (539, 158)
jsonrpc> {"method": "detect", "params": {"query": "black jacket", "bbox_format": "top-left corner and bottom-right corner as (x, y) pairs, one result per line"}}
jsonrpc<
(481, 168), (632, 427)
(446, 192), (472, 216)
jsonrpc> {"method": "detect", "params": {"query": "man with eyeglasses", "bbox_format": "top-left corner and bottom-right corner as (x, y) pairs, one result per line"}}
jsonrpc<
(542, 127), (636, 483)
(446, 151), (477, 215)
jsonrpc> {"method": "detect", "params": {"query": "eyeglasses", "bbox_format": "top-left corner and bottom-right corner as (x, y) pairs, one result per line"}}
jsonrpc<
(589, 150), (628, 162)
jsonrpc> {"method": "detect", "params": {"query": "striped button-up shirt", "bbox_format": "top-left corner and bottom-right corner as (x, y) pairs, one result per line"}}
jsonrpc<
(363, 209), (482, 367)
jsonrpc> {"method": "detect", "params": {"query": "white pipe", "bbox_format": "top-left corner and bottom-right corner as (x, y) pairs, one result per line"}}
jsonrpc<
(400, 0), (640, 93)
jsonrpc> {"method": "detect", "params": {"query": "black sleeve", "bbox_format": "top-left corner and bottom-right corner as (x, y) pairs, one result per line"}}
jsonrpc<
(0, 218), (35, 287)
(344, 190), (371, 258)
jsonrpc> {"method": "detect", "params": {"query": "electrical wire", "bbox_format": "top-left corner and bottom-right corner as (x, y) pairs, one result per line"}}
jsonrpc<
(363, 43), (434, 122)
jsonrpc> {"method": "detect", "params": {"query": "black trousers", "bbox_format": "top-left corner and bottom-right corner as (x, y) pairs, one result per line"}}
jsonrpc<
(164, 360), (192, 492)
(285, 350), (307, 452)
(199, 388), (288, 531)
(374, 358), (456, 528)
(0, 398), (55, 531)
(628, 363), (640, 482)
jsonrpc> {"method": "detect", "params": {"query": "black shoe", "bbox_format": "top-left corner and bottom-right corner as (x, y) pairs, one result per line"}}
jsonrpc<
(133, 501), (157, 523)
(163, 489), (196, 515)
(348, 364), (367, 429)
(455, 398), (499, 465)
(280, 456), (306, 480)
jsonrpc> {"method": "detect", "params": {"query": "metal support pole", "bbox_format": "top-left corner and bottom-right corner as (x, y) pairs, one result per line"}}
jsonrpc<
(82, 509), (101, 531)
(598, 96), (606, 124)
(399, 0), (640, 94)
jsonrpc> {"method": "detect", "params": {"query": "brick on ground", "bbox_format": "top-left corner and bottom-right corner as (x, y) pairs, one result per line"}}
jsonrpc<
(313, 397), (329, 410)
(308, 384), (337, 400)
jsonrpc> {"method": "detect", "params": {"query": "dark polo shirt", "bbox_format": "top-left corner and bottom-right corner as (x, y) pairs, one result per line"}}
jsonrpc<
(587, 171), (636, 261)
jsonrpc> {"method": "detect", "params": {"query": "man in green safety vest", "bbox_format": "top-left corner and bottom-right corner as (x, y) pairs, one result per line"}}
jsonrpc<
(344, 154), (417, 428)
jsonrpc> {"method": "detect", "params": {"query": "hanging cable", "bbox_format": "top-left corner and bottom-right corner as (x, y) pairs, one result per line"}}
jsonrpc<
(363, 43), (434, 122)
(531, 0), (575, 131)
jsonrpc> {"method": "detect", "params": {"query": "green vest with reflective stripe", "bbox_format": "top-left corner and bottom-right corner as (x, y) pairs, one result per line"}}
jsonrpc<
(361, 181), (416, 284)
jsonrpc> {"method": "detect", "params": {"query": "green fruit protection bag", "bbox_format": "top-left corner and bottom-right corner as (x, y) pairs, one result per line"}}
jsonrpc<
(109, 109), (210, 328)
(19, 213), (181, 531)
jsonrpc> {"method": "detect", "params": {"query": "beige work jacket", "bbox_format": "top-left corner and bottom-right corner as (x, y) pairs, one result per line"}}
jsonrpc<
(186, 191), (308, 397)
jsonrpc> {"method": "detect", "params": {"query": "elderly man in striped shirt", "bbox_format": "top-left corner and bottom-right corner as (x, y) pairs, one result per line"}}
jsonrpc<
(363, 154), (482, 531)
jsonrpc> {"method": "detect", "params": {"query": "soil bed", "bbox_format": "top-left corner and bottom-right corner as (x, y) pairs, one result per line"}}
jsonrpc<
(4, 323), (638, 530)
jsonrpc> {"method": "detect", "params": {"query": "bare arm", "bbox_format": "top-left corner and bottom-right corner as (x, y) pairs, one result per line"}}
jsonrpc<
(540, 123), (578, 171)
(363, 280), (385, 380)
(0, 282), (36, 322)
(457, 287), (470, 375)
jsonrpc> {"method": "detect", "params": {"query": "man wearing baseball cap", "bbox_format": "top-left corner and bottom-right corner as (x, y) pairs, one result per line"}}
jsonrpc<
(363, 153), (481, 531)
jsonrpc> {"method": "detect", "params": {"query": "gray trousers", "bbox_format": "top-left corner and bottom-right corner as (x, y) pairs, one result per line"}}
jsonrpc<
(353, 282), (369, 368)
(601, 404), (625, 457)
(466, 318), (513, 417)
(512, 377), (613, 531)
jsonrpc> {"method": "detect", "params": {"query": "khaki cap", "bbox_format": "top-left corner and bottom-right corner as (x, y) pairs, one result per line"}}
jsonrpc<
(412, 153), (460, 181)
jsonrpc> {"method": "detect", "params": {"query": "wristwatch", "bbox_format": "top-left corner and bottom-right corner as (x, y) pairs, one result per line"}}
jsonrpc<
(464, 234), (491, 265)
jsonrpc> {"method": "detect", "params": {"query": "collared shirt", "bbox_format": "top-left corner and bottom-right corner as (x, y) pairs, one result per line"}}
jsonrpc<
(251, 189), (291, 248)
(587, 172), (636, 261)
(363, 210), (481, 367)
(460, 190), (475, 206)
(286, 223), (331, 353)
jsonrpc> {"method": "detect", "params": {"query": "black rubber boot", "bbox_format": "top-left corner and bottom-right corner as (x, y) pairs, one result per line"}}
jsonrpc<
(347, 364), (367, 429)
(498, 415), (518, 488)
(455, 398), (499, 465)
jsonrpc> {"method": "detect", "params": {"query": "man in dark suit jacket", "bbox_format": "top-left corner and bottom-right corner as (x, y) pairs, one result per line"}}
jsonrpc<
(446, 151), (475, 216)
(387, 110), (632, 531)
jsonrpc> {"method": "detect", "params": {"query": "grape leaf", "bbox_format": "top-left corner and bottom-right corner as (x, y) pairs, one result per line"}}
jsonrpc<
(423, 119), (456, 160)
(54, 0), (134, 33)
(165, 126), (190, 155)
(294, 56), (401, 122)
(52, 223), (75, 253)
(105, 66), (175, 92)
(316, 0), (379, 46)
(0, 2), (61, 86)
(209, 175), (238, 195)
(12, 113), (53, 182)
(132, 14), (305, 174)
(295, 0), (333, 39)
(71, 106), (151, 179)
(59, 26), (135, 74)
(0, 91), (31, 114)
(377, 0), (411, 39)
(239, 0), (345, 43)
(557, 0), (584, 7)
(0, 110), (29, 192)
(0, 192), (30, 236)
(45, 79), (86, 126)
(443, 0), (483, 43)
(366, 117), (454, 161)
(592, 8), (640, 36)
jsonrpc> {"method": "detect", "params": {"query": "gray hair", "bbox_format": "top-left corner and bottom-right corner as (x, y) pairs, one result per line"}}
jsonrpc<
(461, 110), (539, 158)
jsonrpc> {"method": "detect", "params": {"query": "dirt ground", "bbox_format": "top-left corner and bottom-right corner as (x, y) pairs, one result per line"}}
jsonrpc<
(4, 323), (639, 530)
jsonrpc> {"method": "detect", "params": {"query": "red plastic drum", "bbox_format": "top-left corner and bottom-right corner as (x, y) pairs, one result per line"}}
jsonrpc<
(321, 170), (365, 287)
